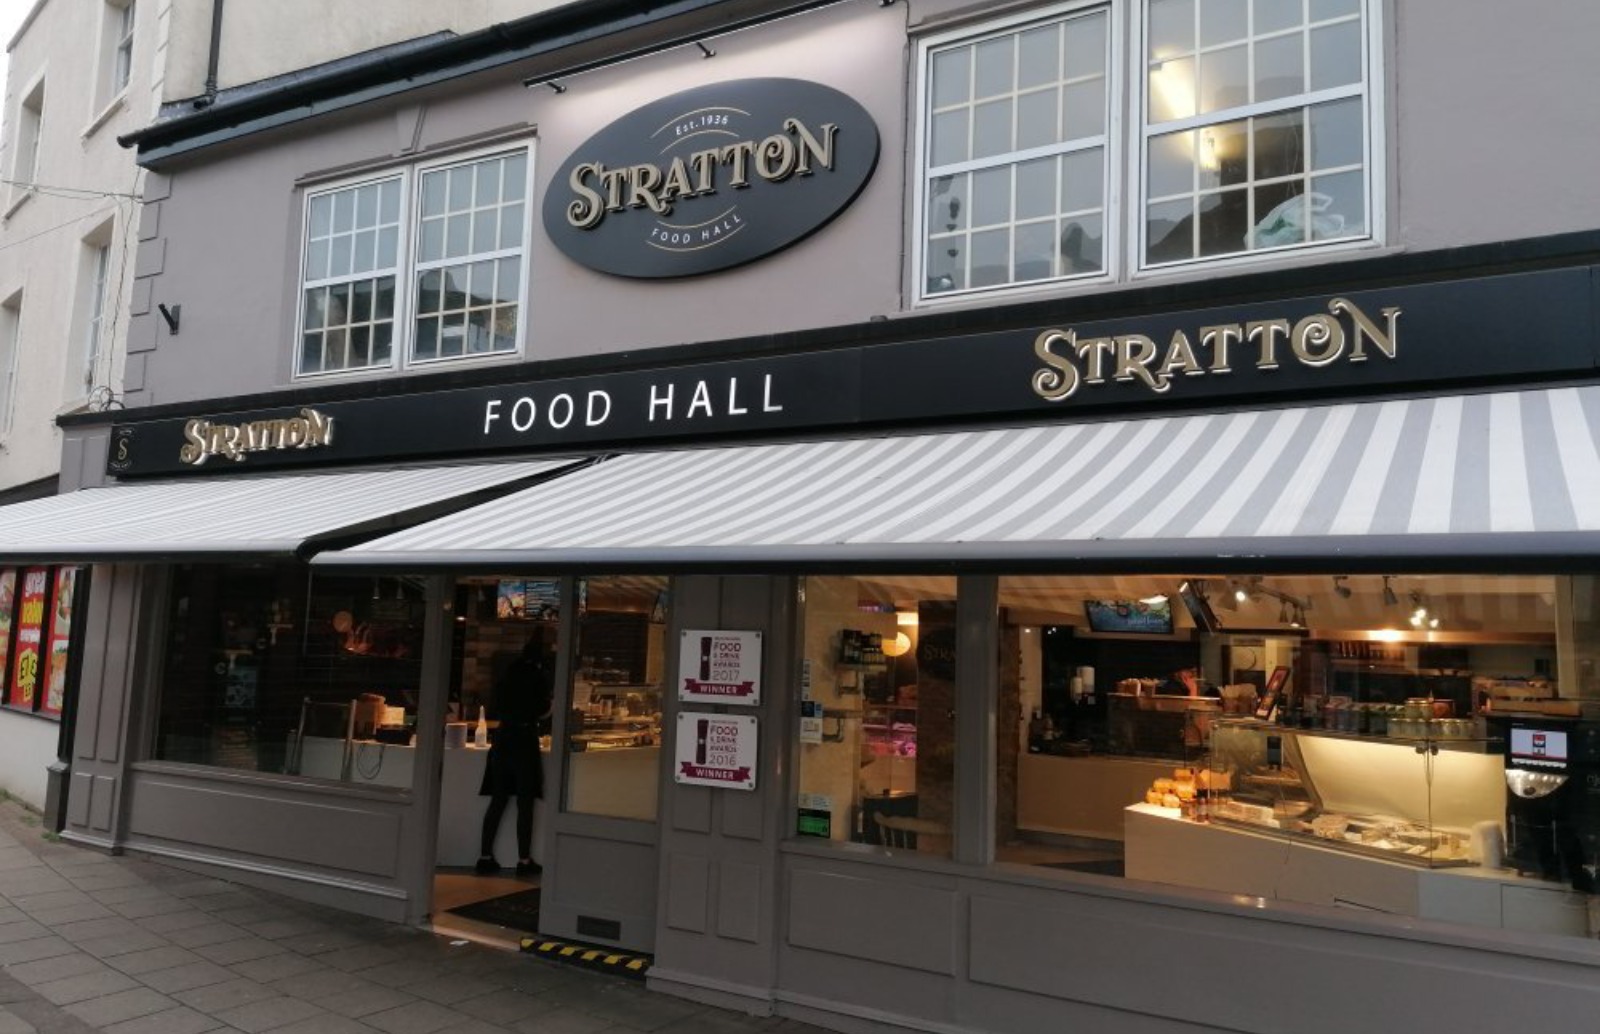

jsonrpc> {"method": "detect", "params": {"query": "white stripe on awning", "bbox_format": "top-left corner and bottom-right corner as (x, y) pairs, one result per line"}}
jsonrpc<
(0, 459), (582, 561)
(317, 385), (1600, 569)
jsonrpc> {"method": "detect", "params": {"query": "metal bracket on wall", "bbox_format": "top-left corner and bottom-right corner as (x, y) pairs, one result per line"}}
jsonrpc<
(157, 303), (181, 334)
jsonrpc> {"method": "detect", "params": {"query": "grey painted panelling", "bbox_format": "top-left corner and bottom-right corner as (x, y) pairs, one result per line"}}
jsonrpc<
(550, 832), (657, 917)
(720, 782), (765, 842)
(67, 772), (93, 827)
(133, 238), (165, 280)
(88, 776), (117, 832)
(123, 354), (147, 393)
(716, 860), (762, 943)
(137, 202), (160, 242)
(665, 852), (710, 933)
(673, 787), (713, 833)
(787, 868), (957, 975)
(130, 278), (152, 316)
(127, 776), (404, 877)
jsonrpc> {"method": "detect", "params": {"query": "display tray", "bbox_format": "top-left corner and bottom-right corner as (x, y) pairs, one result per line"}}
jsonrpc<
(1209, 813), (1474, 868)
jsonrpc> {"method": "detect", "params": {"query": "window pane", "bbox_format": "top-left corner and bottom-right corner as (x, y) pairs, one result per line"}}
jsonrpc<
(419, 217), (445, 264)
(1198, 118), (1248, 191)
(1062, 77), (1105, 140)
(421, 170), (447, 218)
(1249, 184), (1307, 247)
(561, 577), (666, 821)
(797, 576), (957, 857)
(1254, 32), (1305, 103)
(309, 195), (332, 238)
(974, 37), (1014, 98)
(327, 284), (350, 326)
(1310, 20), (1362, 90)
(467, 308), (492, 352)
(1310, 97), (1363, 170)
(498, 203), (524, 251)
(469, 259), (496, 306)
(971, 166), (1011, 228)
(373, 322), (393, 363)
(474, 160), (501, 207)
(350, 279), (372, 323)
(1062, 212), (1103, 273)
(496, 257), (521, 305)
(379, 178), (401, 221)
(1149, 0), (1195, 59)
(1198, 188), (1249, 255)
(350, 325), (370, 367)
(324, 327), (348, 368)
(970, 228), (1010, 287)
(928, 175), (968, 233)
(355, 185), (377, 228)
(1017, 89), (1060, 150)
(305, 239), (329, 282)
(932, 48), (971, 108)
(931, 109), (970, 167)
(332, 190), (354, 233)
(972, 98), (1014, 159)
(1062, 148), (1103, 212)
(1254, 0), (1302, 33)
(329, 235), (351, 278)
(1014, 222), (1055, 282)
(1310, 169), (1364, 237)
(1016, 157), (1057, 220)
(1018, 25), (1059, 89)
(493, 305), (518, 349)
(448, 167), (474, 211)
(1311, 0), (1359, 20)
(1200, 0), (1248, 46)
(351, 230), (375, 275)
(926, 244), (964, 294)
(1148, 130), (1195, 198)
(375, 276), (395, 320)
(302, 288), (327, 331)
(502, 153), (527, 201)
(472, 210), (498, 255)
(1064, 14), (1106, 76)
(376, 226), (398, 270)
(1147, 197), (1195, 263)
(300, 335), (322, 373)
(1148, 57), (1196, 123)
(415, 318), (439, 359)
(1199, 44), (1248, 114)
(1254, 109), (1306, 181)
(440, 311), (466, 356)
(446, 214), (471, 259)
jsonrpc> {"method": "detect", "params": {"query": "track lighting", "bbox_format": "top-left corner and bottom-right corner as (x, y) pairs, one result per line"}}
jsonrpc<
(1332, 576), (1352, 599)
(1382, 576), (1399, 607)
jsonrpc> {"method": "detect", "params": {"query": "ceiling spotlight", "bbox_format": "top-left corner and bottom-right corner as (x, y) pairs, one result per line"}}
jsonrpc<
(1382, 576), (1399, 607)
(1332, 576), (1352, 599)
(1235, 585), (1250, 604)
(1290, 604), (1305, 629)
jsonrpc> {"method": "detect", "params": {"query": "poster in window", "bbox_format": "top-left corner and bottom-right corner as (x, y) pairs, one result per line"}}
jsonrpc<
(8, 568), (50, 711)
(0, 569), (16, 702)
(41, 568), (77, 717)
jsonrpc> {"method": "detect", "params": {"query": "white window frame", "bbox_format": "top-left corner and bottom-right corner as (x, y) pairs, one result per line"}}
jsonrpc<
(912, 1), (1123, 305)
(0, 293), (22, 437)
(1131, 0), (1384, 276)
(910, 0), (1384, 305)
(292, 140), (534, 382)
(110, 0), (136, 99)
(83, 242), (111, 393)
(8, 76), (45, 208)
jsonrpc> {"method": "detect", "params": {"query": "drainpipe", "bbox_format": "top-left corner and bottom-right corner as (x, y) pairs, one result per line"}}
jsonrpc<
(192, 0), (226, 109)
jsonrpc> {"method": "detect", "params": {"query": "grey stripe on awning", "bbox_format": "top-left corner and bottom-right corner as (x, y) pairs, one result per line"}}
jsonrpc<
(0, 459), (583, 561)
(315, 385), (1600, 569)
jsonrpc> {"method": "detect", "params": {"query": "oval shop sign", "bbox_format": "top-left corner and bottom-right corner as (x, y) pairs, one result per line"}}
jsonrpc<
(543, 78), (880, 279)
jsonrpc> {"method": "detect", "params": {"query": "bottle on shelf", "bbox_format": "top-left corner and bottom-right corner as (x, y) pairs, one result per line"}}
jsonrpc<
(474, 705), (489, 748)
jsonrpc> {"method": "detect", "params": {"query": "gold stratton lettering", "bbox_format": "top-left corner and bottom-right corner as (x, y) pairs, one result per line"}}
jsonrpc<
(1030, 297), (1400, 403)
(179, 408), (335, 466)
(566, 117), (839, 230)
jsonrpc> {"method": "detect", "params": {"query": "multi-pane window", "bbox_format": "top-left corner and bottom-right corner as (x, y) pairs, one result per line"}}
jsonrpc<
(0, 294), (20, 435)
(296, 147), (528, 378)
(922, 8), (1111, 296)
(1143, 0), (1370, 265)
(413, 151), (526, 362)
(917, 0), (1375, 300)
(300, 177), (401, 375)
(83, 244), (110, 392)
(11, 80), (44, 202)
(111, 1), (136, 97)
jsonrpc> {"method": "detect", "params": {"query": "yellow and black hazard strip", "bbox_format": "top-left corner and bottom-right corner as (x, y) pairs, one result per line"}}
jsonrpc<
(519, 937), (652, 980)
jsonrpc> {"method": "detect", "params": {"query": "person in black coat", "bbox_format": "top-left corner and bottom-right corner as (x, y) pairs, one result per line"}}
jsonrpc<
(476, 634), (555, 876)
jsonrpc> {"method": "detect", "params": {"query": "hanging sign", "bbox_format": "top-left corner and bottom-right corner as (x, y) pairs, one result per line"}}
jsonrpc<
(675, 712), (758, 790)
(543, 78), (880, 278)
(679, 629), (762, 704)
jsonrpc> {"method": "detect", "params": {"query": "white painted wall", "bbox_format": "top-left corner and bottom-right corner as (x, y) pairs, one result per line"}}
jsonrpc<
(0, 709), (55, 809)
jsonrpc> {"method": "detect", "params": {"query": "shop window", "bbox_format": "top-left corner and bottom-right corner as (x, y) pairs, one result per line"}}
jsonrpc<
(153, 565), (425, 788)
(796, 575), (958, 858)
(915, 0), (1377, 300)
(0, 566), (81, 721)
(295, 145), (529, 378)
(998, 572), (1600, 944)
(561, 576), (667, 821)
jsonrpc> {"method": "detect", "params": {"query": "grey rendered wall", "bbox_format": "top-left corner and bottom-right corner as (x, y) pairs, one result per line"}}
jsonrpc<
(647, 575), (797, 1011)
(122, 1), (908, 408)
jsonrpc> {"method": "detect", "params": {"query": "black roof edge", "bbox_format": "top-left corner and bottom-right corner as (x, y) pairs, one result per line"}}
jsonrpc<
(56, 226), (1600, 430)
(117, 0), (837, 163)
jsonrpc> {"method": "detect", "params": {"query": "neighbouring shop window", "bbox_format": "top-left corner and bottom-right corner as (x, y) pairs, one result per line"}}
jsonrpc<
(916, 0), (1377, 299)
(0, 566), (80, 721)
(295, 144), (530, 378)
(796, 575), (958, 857)
(562, 576), (667, 821)
(154, 564), (425, 788)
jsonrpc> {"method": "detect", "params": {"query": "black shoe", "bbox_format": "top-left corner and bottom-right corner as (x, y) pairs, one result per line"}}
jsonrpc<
(474, 856), (502, 875)
(515, 859), (542, 877)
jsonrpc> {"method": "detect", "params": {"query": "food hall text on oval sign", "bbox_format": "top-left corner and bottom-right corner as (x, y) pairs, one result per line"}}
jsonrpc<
(542, 78), (880, 279)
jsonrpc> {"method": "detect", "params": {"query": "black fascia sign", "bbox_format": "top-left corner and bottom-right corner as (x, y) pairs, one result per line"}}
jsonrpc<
(542, 78), (880, 278)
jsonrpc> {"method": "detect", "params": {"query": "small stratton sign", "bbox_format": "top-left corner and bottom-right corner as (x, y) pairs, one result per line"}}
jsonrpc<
(179, 407), (334, 466)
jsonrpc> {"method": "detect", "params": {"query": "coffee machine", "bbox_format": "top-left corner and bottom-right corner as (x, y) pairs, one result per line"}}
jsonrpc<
(1492, 716), (1600, 891)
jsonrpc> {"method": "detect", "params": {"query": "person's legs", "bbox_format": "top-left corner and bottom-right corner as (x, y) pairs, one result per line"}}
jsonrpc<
(478, 794), (509, 872)
(514, 790), (540, 875)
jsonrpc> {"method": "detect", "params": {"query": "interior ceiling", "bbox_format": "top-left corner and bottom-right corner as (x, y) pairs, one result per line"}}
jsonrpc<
(854, 574), (1561, 632)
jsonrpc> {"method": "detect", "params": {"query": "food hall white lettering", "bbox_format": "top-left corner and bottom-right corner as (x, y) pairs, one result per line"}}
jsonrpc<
(1030, 297), (1401, 402)
(481, 375), (784, 436)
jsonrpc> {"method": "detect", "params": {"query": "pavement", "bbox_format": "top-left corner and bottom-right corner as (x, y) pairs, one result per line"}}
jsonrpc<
(0, 798), (822, 1034)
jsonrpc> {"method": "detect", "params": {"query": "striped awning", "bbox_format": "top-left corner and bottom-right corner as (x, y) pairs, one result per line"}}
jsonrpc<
(0, 458), (584, 561)
(315, 385), (1600, 570)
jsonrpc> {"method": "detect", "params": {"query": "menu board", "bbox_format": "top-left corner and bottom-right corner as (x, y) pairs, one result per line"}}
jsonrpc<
(7, 568), (49, 711)
(40, 568), (77, 717)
